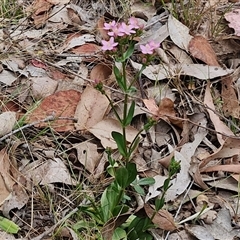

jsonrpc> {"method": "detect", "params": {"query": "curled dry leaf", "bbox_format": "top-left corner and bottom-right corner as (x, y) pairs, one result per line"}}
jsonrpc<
(27, 90), (81, 132)
(188, 35), (219, 66)
(144, 204), (177, 231)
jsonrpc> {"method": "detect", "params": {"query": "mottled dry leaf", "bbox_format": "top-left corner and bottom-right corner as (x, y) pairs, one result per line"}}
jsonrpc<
(204, 81), (233, 145)
(75, 142), (101, 173)
(221, 75), (240, 118)
(90, 64), (112, 82)
(0, 112), (16, 137)
(74, 85), (109, 130)
(225, 9), (240, 36)
(202, 164), (240, 174)
(89, 118), (139, 149)
(27, 90), (81, 132)
(144, 204), (177, 231)
(188, 35), (219, 66)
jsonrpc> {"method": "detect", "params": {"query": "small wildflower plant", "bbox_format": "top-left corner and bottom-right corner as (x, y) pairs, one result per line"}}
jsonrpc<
(78, 17), (180, 239)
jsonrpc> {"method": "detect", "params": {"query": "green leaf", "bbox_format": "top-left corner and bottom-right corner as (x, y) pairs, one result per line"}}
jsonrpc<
(138, 177), (155, 186)
(129, 137), (140, 157)
(124, 101), (135, 126)
(121, 42), (135, 62)
(155, 197), (165, 211)
(112, 131), (127, 158)
(113, 227), (127, 240)
(113, 65), (126, 91)
(0, 216), (20, 234)
(133, 185), (145, 196)
(101, 183), (123, 222)
(126, 162), (137, 186)
(115, 167), (129, 188)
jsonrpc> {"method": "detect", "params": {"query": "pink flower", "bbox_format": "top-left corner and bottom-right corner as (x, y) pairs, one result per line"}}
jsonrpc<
(103, 20), (117, 30)
(140, 41), (160, 54)
(119, 22), (136, 35)
(101, 37), (118, 51)
(128, 17), (142, 29)
(148, 41), (160, 49)
(108, 25), (125, 37)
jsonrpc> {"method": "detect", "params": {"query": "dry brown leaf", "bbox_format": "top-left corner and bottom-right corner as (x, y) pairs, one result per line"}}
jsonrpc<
(0, 149), (14, 207)
(143, 98), (183, 128)
(71, 43), (101, 55)
(89, 118), (139, 149)
(97, 17), (110, 41)
(27, 90), (81, 132)
(90, 64), (112, 82)
(67, 7), (82, 25)
(188, 35), (219, 66)
(221, 75), (240, 118)
(200, 137), (240, 169)
(22, 158), (77, 185)
(46, 0), (70, 4)
(74, 85), (109, 130)
(144, 204), (177, 231)
(101, 214), (130, 240)
(204, 81), (233, 145)
(75, 142), (102, 173)
(201, 164), (240, 174)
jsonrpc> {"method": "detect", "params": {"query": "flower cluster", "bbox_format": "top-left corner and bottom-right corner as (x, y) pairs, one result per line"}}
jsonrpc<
(101, 17), (160, 55)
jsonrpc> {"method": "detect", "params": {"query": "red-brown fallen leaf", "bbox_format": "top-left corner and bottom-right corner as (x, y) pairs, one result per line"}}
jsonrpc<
(71, 43), (101, 55)
(27, 90), (81, 132)
(144, 204), (177, 231)
(90, 64), (112, 82)
(30, 59), (48, 69)
(201, 164), (240, 174)
(188, 35), (219, 66)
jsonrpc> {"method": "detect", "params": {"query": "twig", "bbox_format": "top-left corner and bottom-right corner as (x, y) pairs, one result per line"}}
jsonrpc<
(0, 116), (77, 142)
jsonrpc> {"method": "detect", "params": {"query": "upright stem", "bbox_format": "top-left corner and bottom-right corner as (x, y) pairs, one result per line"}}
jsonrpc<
(122, 60), (128, 162)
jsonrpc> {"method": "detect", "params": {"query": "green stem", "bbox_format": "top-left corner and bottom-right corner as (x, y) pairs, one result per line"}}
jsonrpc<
(122, 61), (128, 162)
